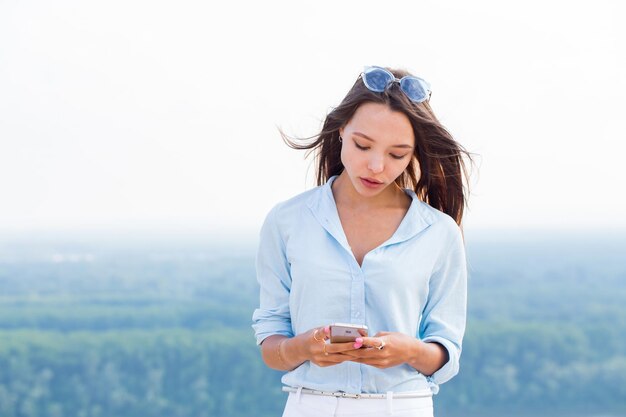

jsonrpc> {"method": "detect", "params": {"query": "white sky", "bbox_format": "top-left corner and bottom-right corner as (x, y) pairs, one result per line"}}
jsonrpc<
(0, 0), (624, 237)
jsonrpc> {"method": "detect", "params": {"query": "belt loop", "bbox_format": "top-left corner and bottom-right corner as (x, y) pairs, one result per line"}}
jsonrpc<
(296, 387), (303, 404)
(386, 391), (393, 415)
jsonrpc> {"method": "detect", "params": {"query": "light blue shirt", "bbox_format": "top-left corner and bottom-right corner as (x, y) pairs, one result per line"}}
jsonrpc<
(252, 175), (467, 395)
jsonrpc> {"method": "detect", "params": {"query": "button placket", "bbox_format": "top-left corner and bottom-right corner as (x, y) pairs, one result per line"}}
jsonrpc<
(349, 263), (365, 324)
(348, 264), (366, 393)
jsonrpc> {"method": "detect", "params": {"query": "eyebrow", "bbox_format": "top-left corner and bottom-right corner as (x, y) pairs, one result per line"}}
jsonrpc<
(353, 131), (414, 149)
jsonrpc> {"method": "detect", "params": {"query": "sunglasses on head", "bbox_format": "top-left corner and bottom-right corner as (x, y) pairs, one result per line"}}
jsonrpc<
(361, 66), (431, 104)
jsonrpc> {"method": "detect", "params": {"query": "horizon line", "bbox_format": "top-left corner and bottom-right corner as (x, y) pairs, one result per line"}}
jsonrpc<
(1, 226), (626, 242)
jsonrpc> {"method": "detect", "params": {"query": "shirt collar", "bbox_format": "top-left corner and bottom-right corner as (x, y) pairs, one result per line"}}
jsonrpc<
(306, 175), (434, 251)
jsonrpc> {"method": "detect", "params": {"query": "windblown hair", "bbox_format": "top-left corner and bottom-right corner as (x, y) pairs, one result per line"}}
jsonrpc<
(281, 67), (475, 227)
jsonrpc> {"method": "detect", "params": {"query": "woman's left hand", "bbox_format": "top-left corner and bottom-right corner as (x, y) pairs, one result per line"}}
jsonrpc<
(339, 331), (417, 369)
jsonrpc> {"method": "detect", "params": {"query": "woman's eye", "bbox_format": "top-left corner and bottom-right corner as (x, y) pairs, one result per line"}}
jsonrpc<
(355, 141), (407, 159)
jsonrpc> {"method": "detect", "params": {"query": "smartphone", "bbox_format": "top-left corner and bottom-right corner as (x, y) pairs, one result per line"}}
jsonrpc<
(329, 323), (368, 343)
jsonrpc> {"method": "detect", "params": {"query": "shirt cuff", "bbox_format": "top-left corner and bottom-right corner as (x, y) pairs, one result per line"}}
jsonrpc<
(421, 336), (461, 394)
(252, 309), (294, 346)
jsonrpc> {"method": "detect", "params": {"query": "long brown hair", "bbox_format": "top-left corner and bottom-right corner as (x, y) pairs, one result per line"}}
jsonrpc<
(281, 67), (475, 227)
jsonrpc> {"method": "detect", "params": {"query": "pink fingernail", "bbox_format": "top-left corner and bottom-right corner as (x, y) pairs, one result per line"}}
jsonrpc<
(324, 326), (330, 334)
(355, 337), (363, 343)
(354, 342), (363, 349)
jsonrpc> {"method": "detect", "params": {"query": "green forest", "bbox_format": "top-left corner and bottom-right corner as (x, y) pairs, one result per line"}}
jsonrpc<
(0, 233), (625, 417)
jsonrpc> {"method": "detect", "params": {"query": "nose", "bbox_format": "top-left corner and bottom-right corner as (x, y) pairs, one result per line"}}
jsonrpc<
(368, 154), (384, 174)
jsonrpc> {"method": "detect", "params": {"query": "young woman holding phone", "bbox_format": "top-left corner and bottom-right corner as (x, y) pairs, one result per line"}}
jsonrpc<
(252, 66), (473, 417)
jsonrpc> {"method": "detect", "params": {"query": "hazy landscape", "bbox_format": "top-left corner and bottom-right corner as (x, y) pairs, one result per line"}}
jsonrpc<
(0, 230), (624, 417)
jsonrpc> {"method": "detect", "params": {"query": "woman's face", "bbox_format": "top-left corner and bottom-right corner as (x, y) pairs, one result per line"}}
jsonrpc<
(339, 102), (416, 198)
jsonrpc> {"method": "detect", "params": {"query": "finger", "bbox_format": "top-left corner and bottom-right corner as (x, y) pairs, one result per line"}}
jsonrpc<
(317, 340), (352, 358)
(340, 347), (382, 358)
(356, 337), (385, 349)
(316, 353), (354, 364)
(340, 350), (364, 358)
(313, 327), (329, 342)
(325, 341), (363, 353)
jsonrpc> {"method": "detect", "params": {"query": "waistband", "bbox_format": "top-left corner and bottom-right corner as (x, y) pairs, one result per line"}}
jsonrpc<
(282, 386), (432, 400)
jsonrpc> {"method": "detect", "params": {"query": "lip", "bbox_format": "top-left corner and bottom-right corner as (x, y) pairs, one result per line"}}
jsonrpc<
(360, 177), (384, 188)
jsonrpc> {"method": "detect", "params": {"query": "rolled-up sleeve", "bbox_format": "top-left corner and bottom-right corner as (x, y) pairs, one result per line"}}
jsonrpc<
(418, 225), (467, 393)
(251, 204), (294, 345)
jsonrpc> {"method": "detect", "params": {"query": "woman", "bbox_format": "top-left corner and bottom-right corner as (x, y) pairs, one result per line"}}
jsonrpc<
(252, 66), (473, 417)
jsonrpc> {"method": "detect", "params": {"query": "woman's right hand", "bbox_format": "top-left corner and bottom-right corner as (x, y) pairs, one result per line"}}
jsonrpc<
(302, 325), (365, 367)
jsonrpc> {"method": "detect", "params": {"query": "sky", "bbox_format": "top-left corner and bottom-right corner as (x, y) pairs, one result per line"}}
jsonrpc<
(0, 0), (624, 238)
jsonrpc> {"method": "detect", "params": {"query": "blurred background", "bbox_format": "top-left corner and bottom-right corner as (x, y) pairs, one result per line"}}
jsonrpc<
(1, 0), (624, 416)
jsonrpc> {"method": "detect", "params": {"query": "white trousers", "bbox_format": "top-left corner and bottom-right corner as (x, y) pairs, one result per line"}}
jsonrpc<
(281, 391), (434, 417)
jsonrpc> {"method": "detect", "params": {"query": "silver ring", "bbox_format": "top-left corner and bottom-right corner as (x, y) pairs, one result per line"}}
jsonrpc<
(376, 340), (385, 350)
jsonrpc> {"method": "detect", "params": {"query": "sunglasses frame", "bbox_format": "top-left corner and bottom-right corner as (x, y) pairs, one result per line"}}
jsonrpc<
(361, 66), (432, 103)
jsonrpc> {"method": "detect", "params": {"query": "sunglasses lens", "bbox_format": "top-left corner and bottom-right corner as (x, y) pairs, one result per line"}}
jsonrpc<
(400, 77), (430, 103)
(363, 68), (393, 92)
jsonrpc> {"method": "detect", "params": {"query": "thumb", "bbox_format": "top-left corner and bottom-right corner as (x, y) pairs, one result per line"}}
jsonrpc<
(356, 336), (385, 349)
